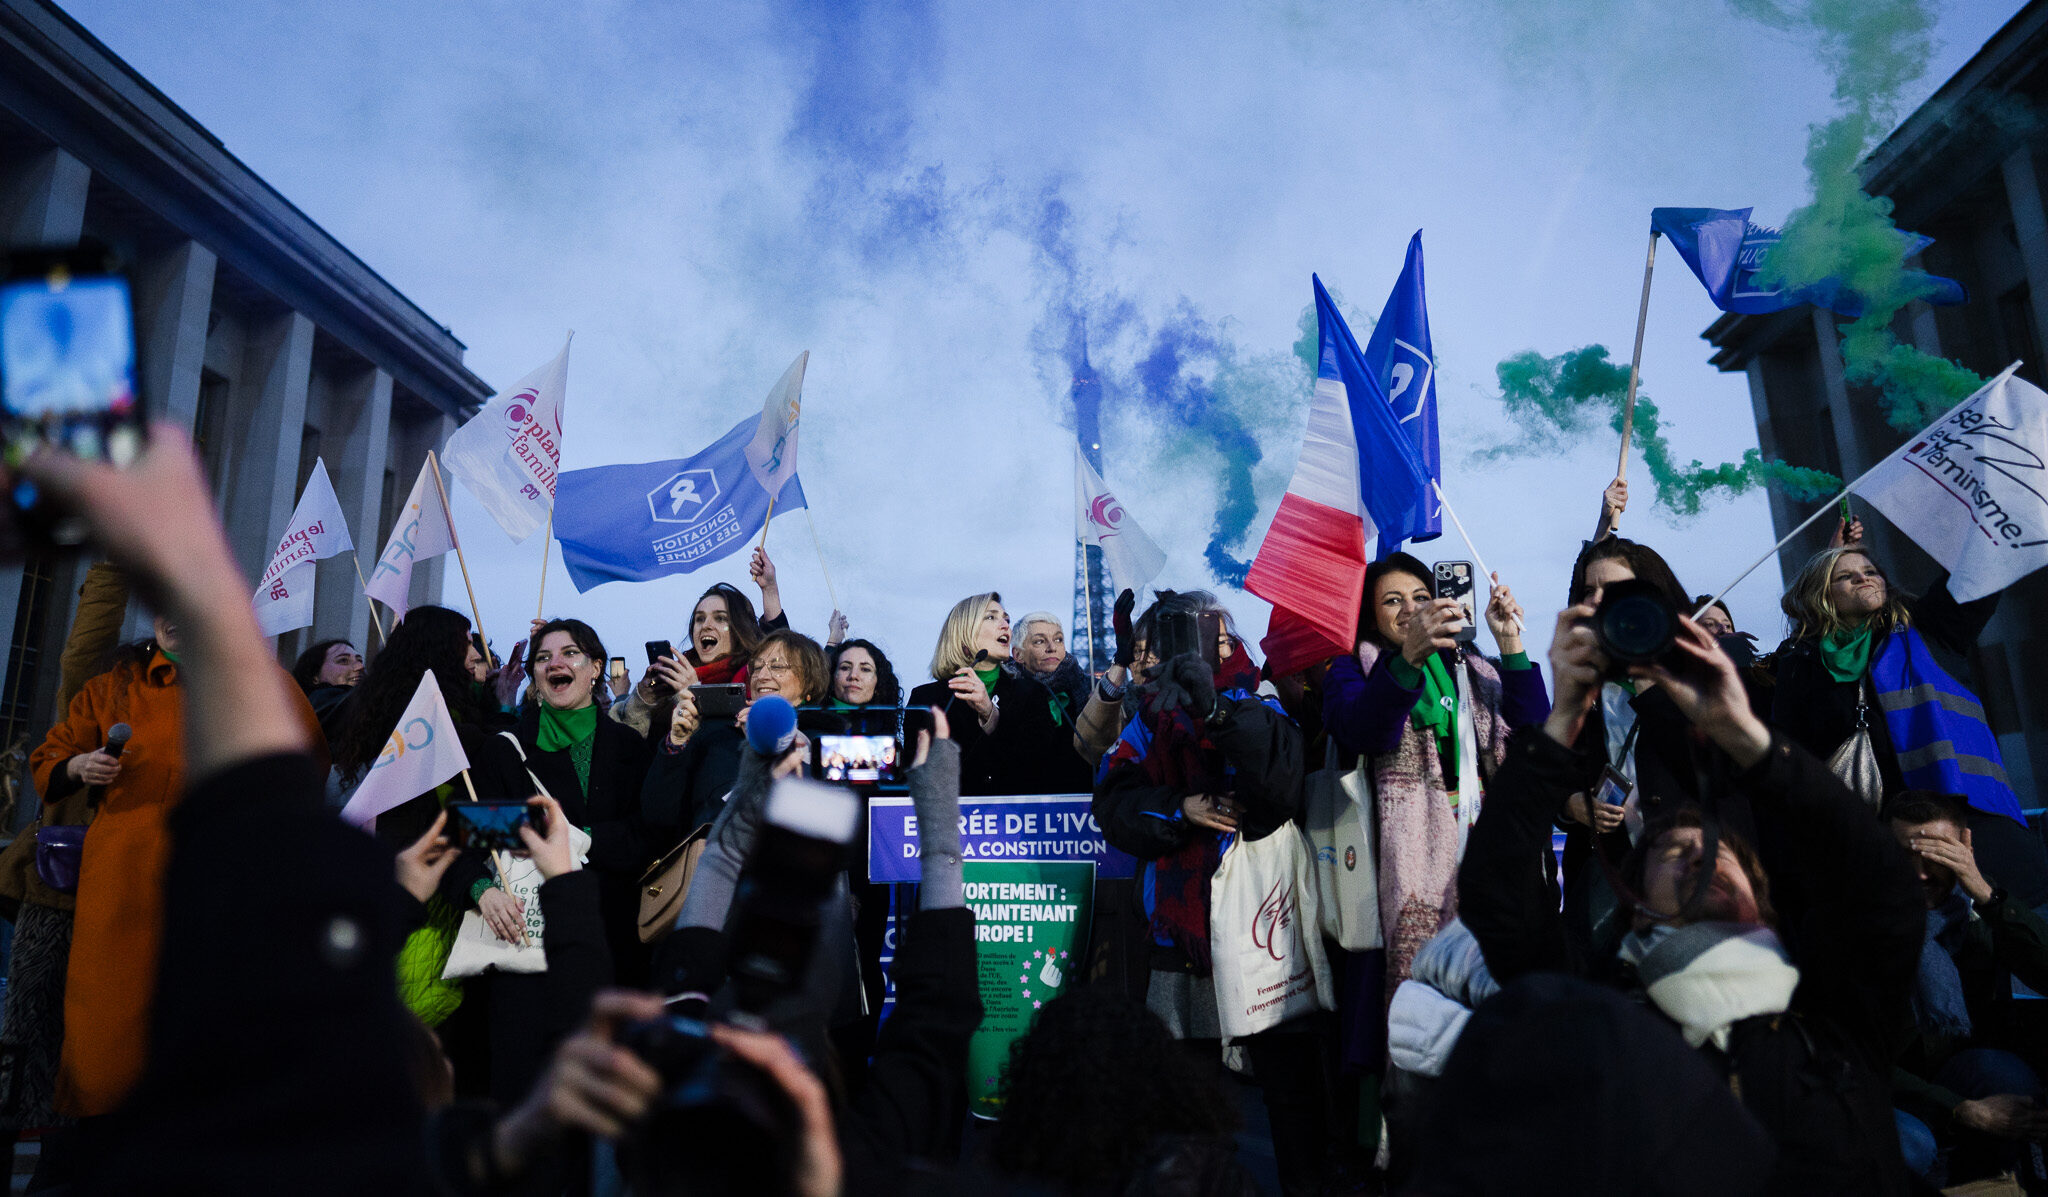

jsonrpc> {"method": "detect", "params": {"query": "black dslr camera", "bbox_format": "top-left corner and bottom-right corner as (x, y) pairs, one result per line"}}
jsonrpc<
(620, 779), (859, 1195)
(1586, 578), (1680, 676)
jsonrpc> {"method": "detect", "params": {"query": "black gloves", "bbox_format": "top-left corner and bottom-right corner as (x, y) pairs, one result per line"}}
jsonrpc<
(1145, 653), (1219, 723)
(1112, 588), (1138, 667)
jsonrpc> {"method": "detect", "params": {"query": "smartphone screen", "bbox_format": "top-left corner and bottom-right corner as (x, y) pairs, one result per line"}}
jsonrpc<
(447, 801), (539, 853)
(0, 253), (145, 544)
(815, 732), (899, 786)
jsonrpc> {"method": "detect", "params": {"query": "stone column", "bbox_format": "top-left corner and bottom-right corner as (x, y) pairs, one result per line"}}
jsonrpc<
(134, 239), (217, 430)
(317, 367), (391, 651)
(220, 311), (315, 582)
(2003, 146), (2048, 366)
(0, 146), (89, 248)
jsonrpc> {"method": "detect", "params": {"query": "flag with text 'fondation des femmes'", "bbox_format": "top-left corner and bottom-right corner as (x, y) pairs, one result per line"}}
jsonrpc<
(554, 414), (807, 592)
(340, 672), (470, 828)
(1651, 206), (1966, 318)
(1248, 276), (1431, 678)
(442, 334), (570, 544)
(251, 458), (353, 637)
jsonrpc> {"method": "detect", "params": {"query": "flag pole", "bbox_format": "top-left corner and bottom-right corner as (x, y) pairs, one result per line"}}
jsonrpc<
(349, 551), (389, 646)
(758, 494), (777, 551)
(536, 509), (553, 623)
(426, 450), (488, 647)
(1615, 229), (1661, 482)
(801, 508), (839, 613)
(1432, 480), (1521, 634)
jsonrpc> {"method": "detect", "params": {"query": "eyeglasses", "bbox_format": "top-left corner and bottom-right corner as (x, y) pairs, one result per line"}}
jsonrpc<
(753, 657), (796, 676)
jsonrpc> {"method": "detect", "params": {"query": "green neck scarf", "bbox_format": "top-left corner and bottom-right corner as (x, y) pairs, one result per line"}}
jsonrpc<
(975, 665), (1001, 691)
(158, 647), (181, 665)
(827, 697), (860, 711)
(536, 702), (597, 796)
(1410, 653), (1460, 781)
(1820, 625), (1876, 683)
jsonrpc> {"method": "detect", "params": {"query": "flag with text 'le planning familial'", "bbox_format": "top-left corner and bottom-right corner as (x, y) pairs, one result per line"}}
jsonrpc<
(339, 672), (470, 828)
(554, 414), (807, 592)
(1651, 207), (1966, 318)
(1075, 446), (1166, 599)
(1247, 275), (1432, 677)
(1362, 231), (1442, 554)
(364, 456), (456, 622)
(441, 335), (570, 544)
(1851, 364), (2048, 604)
(251, 458), (353, 637)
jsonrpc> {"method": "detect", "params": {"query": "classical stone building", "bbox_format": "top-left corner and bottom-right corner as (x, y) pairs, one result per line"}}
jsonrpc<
(0, 0), (489, 765)
(1704, 0), (2048, 802)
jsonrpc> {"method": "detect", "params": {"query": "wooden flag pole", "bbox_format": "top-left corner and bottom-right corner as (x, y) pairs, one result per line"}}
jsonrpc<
(349, 550), (388, 646)
(536, 508), (553, 623)
(758, 494), (777, 551)
(1615, 229), (1661, 482)
(426, 450), (489, 647)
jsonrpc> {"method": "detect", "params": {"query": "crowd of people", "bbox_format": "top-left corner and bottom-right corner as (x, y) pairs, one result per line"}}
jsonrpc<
(0, 437), (2045, 1196)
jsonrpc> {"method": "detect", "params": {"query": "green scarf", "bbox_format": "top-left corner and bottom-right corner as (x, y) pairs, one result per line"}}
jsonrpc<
(975, 665), (1001, 691)
(828, 697), (860, 711)
(1410, 653), (1459, 785)
(158, 647), (181, 665)
(1820, 625), (1875, 683)
(536, 702), (597, 796)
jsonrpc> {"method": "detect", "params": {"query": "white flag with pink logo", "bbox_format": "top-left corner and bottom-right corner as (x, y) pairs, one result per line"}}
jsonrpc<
(1075, 446), (1166, 598)
(251, 459), (354, 637)
(339, 671), (471, 827)
(443, 334), (570, 543)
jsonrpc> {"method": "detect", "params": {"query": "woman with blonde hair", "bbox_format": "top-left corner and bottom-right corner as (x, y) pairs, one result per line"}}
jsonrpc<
(1770, 521), (2045, 899)
(906, 592), (1085, 794)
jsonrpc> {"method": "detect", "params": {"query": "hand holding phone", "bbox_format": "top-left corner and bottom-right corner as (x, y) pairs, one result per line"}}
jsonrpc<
(1433, 561), (1479, 645)
(448, 800), (545, 854)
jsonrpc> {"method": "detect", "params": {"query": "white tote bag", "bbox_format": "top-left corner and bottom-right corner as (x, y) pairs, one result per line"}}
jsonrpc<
(441, 822), (592, 978)
(1304, 742), (1382, 951)
(1210, 823), (1337, 1039)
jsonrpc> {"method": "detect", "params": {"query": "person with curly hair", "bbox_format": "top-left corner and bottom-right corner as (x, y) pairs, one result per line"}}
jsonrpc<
(825, 637), (901, 710)
(993, 984), (1252, 1194)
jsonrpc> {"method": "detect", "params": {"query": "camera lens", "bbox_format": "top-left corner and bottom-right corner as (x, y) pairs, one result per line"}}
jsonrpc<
(1592, 579), (1677, 665)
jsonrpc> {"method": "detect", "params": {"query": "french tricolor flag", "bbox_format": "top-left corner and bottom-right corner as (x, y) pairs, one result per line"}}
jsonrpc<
(1249, 276), (1431, 677)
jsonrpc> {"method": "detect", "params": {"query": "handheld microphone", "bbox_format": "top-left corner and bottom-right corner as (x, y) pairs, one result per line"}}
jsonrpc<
(104, 723), (132, 760)
(745, 695), (799, 757)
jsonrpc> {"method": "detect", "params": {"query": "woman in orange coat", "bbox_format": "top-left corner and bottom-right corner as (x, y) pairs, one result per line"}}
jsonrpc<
(27, 613), (323, 1116)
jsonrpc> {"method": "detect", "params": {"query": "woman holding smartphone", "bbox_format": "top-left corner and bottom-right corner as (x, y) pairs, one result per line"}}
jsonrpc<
(607, 548), (791, 737)
(906, 592), (1089, 795)
(1321, 552), (1546, 989)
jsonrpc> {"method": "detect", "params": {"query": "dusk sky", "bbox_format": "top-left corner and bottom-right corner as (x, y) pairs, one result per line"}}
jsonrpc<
(63, 0), (2026, 676)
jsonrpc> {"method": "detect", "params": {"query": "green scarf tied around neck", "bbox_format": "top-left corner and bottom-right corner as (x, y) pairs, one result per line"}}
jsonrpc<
(1819, 625), (1876, 684)
(1410, 653), (1460, 781)
(536, 702), (598, 796)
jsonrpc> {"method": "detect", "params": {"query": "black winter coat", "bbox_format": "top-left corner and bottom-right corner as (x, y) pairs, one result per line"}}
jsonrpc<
(640, 719), (744, 840)
(906, 671), (1091, 795)
(1093, 695), (1305, 862)
(1458, 726), (1924, 1197)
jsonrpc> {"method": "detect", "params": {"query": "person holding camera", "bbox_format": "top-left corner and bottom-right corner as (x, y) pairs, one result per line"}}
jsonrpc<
(906, 592), (1087, 795)
(1770, 525), (2048, 908)
(640, 629), (827, 846)
(1442, 604), (1924, 1195)
(1322, 551), (1548, 990)
(1091, 592), (1325, 1194)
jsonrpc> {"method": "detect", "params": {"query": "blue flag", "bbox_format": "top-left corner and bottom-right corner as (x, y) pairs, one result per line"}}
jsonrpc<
(1651, 206), (1966, 317)
(554, 414), (806, 593)
(1315, 275), (1431, 544)
(1361, 231), (1442, 555)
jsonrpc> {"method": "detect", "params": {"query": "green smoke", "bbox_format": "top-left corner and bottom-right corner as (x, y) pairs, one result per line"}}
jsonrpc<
(1737, 0), (1984, 429)
(1481, 344), (1840, 516)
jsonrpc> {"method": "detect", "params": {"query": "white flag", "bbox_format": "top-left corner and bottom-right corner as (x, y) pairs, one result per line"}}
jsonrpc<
(743, 351), (807, 499)
(340, 672), (471, 827)
(442, 335), (570, 543)
(1852, 363), (2048, 602)
(251, 459), (355, 637)
(1076, 446), (1166, 599)
(365, 456), (457, 622)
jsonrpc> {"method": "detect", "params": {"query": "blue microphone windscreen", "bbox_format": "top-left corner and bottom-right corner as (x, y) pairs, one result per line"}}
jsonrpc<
(746, 695), (799, 756)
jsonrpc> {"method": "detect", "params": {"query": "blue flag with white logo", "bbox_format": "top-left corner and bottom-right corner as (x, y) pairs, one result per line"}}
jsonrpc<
(1651, 206), (1966, 318)
(1362, 231), (1442, 555)
(554, 414), (807, 592)
(1316, 275), (1432, 543)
